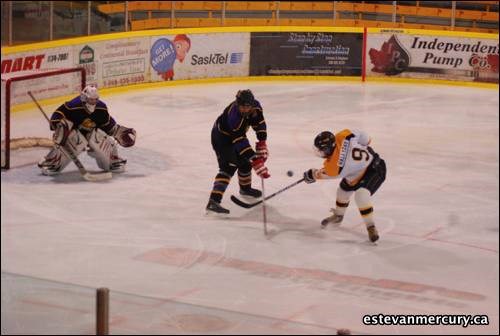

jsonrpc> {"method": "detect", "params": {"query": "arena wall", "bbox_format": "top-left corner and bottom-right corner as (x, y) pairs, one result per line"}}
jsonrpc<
(1, 26), (497, 111)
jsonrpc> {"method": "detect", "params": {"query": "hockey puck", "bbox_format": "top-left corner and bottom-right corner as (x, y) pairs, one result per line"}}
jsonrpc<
(287, 170), (294, 177)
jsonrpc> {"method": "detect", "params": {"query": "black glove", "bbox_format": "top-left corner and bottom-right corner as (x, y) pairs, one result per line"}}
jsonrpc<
(304, 169), (317, 184)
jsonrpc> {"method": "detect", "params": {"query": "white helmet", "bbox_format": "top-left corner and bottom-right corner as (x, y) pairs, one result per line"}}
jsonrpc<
(81, 85), (99, 112)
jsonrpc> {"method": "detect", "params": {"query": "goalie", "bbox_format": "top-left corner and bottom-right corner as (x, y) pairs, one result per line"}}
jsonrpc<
(38, 85), (136, 175)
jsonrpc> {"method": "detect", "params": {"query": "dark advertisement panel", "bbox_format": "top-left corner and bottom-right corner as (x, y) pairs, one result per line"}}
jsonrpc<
(250, 32), (363, 76)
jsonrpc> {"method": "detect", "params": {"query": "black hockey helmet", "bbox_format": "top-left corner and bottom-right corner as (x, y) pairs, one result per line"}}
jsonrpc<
(314, 131), (336, 158)
(236, 89), (255, 106)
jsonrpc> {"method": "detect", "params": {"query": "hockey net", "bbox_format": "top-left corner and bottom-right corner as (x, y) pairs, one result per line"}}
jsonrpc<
(1, 68), (86, 169)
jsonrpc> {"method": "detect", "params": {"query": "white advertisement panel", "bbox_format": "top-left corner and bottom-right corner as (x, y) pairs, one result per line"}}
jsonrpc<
(150, 33), (250, 81)
(6, 71), (83, 105)
(1, 46), (74, 75)
(366, 30), (499, 83)
(74, 38), (150, 88)
(1, 47), (80, 105)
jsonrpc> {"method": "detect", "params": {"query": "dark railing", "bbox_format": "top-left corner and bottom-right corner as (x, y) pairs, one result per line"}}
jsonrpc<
(1, 1), (498, 46)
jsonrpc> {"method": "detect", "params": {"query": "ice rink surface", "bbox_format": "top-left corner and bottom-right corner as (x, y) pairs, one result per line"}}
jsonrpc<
(2, 81), (499, 334)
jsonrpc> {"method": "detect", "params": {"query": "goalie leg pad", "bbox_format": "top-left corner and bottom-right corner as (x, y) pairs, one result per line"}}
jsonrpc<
(38, 147), (71, 175)
(38, 130), (87, 175)
(66, 129), (88, 154)
(87, 129), (127, 172)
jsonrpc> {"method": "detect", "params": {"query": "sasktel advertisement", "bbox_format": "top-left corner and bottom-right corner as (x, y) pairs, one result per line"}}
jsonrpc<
(150, 33), (250, 81)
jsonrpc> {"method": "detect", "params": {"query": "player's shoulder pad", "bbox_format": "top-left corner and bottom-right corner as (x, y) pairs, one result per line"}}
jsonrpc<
(228, 102), (244, 129)
(95, 100), (108, 110)
(351, 129), (370, 146)
(66, 96), (83, 109)
(252, 99), (263, 110)
(336, 129), (353, 139)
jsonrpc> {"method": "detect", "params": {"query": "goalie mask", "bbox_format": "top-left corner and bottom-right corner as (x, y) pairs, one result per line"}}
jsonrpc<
(81, 85), (99, 113)
(314, 131), (336, 158)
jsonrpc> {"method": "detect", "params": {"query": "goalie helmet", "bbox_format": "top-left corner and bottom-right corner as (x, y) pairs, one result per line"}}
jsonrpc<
(81, 85), (99, 113)
(314, 131), (336, 158)
(236, 89), (255, 106)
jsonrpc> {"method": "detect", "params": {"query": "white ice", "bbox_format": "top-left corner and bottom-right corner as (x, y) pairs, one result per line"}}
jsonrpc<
(2, 81), (499, 335)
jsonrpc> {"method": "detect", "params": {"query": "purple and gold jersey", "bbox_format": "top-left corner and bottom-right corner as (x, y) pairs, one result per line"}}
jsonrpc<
(213, 100), (267, 161)
(50, 96), (116, 135)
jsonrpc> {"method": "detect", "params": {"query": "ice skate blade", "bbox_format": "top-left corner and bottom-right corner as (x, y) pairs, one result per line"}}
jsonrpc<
(205, 210), (230, 217)
(238, 193), (261, 200)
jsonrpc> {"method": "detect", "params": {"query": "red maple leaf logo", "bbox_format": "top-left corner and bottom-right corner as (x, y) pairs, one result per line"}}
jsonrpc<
(369, 35), (409, 76)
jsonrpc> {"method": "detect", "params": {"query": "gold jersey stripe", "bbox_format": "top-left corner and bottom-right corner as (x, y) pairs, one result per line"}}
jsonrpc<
(232, 136), (245, 144)
(239, 147), (252, 155)
(211, 190), (224, 196)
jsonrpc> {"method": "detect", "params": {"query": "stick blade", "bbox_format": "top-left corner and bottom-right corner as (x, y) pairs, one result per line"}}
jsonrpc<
(230, 195), (261, 208)
(83, 172), (113, 182)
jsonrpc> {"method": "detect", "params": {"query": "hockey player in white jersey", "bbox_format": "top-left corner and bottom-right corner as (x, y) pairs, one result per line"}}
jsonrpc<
(303, 129), (386, 242)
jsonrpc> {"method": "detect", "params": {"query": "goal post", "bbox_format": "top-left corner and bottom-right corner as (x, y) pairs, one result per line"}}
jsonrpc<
(1, 67), (86, 169)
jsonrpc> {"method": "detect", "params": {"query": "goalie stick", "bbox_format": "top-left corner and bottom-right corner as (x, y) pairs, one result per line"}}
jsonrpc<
(231, 177), (305, 209)
(28, 91), (112, 182)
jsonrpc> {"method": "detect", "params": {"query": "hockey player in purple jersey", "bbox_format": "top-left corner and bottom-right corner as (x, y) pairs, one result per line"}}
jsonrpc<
(206, 89), (270, 214)
(38, 85), (136, 175)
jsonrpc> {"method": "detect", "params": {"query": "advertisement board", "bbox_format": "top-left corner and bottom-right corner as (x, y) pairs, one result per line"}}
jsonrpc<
(250, 32), (363, 76)
(75, 38), (150, 88)
(367, 31), (499, 83)
(1, 46), (74, 75)
(150, 33), (250, 81)
(1, 46), (80, 104)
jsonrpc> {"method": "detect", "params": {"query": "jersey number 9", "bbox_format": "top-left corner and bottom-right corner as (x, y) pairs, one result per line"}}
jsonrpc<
(352, 148), (370, 161)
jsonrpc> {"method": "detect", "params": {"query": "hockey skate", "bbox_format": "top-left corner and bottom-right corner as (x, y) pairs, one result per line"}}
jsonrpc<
(39, 162), (62, 176)
(38, 149), (64, 175)
(321, 208), (344, 228)
(367, 224), (379, 243)
(239, 187), (262, 198)
(110, 155), (127, 173)
(206, 199), (230, 214)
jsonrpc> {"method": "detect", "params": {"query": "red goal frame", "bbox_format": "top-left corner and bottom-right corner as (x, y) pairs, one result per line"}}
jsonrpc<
(1, 67), (86, 169)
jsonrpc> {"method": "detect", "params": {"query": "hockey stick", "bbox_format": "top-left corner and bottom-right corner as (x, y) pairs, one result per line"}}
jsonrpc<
(261, 177), (268, 235)
(28, 91), (112, 182)
(231, 177), (305, 209)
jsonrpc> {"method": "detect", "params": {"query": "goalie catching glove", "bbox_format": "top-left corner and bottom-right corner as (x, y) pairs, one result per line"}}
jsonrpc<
(110, 124), (136, 147)
(255, 140), (268, 162)
(251, 157), (270, 179)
